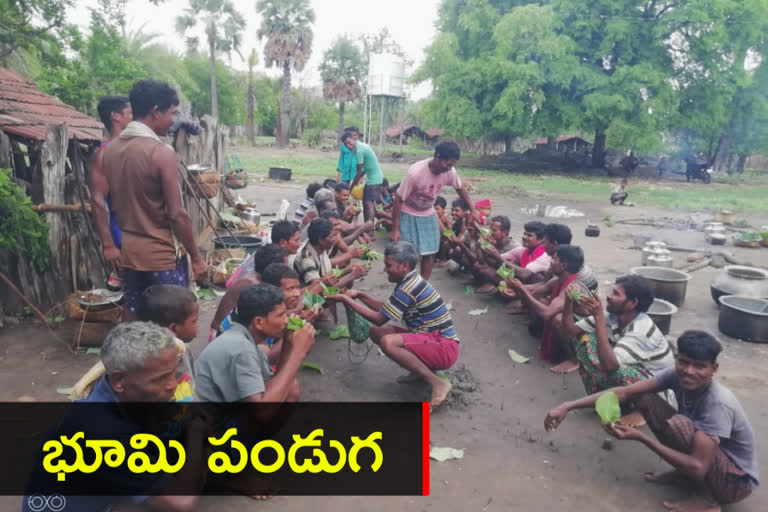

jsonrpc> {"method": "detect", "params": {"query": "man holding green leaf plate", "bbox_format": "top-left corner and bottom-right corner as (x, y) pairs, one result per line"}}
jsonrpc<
(545, 331), (758, 512)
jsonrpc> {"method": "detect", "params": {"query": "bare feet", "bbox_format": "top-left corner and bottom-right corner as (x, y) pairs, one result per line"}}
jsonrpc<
(645, 469), (688, 486)
(549, 360), (579, 374)
(475, 283), (496, 294)
(506, 303), (529, 315)
(396, 372), (422, 384)
(662, 497), (720, 512)
(618, 410), (647, 428)
(430, 379), (452, 410)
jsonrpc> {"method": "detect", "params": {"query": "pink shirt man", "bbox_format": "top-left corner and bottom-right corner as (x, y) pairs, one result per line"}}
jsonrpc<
(397, 159), (462, 217)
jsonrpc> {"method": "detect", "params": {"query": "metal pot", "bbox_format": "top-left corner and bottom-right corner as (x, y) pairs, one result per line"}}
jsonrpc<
(641, 242), (668, 265)
(213, 235), (264, 254)
(648, 253), (673, 268)
(240, 207), (261, 225)
(710, 265), (768, 305)
(630, 266), (692, 307)
(647, 298), (678, 335)
(718, 296), (768, 343)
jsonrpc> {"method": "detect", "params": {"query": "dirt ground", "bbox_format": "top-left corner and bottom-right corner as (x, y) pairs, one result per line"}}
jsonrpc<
(1, 178), (767, 512)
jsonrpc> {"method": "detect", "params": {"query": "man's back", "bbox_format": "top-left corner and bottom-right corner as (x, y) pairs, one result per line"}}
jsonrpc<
(103, 136), (176, 271)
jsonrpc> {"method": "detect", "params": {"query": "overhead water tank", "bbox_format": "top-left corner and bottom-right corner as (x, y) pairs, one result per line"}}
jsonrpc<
(367, 53), (405, 97)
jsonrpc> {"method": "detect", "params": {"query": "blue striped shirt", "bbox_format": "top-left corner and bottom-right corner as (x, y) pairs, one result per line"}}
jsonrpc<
(381, 270), (459, 342)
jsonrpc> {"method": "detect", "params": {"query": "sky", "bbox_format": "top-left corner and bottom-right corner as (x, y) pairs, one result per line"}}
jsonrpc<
(71, 0), (441, 99)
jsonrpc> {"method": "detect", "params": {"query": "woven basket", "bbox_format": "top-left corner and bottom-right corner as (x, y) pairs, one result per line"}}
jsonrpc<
(196, 171), (221, 198)
(65, 295), (123, 323)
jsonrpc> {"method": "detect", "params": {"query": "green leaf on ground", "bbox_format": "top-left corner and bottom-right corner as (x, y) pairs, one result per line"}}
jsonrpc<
(429, 446), (464, 462)
(436, 372), (451, 383)
(56, 387), (73, 396)
(329, 325), (350, 340)
(468, 307), (488, 316)
(300, 362), (327, 375)
(596, 391), (621, 425)
(86, 347), (101, 355)
(197, 288), (217, 301)
(462, 285), (475, 295)
(507, 349), (531, 364)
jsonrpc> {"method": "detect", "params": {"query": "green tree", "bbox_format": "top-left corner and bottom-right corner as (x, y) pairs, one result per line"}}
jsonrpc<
(247, 49), (258, 145)
(320, 36), (365, 139)
(0, 0), (71, 65)
(176, 0), (246, 121)
(256, 0), (316, 147)
(183, 54), (247, 125)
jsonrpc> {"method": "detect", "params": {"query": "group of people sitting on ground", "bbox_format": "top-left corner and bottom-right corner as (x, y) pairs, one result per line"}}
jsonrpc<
(54, 120), (756, 512)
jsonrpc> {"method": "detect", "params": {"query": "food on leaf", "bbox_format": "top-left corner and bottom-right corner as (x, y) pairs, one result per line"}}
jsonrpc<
(286, 316), (305, 331)
(442, 229), (456, 238)
(364, 250), (382, 260)
(330, 267), (344, 277)
(496, 264), (515, 280)
(321, 285), (341, 297)
(329, 325), (350, 340)
(303, 291), (325, 308)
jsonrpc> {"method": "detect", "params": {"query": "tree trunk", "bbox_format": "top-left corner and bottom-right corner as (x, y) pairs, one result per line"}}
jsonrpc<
(546, 136), (557, 151)
(712, 134), (731, 174)
(209, 37), (218, 121)
(592, 130), (607, 168)
(247, 74), (255, 146)
(736, 154), (747, 174)
(278, 61), (291, 148)
(504, 134), (512, 154)
(337, 100), (345, 147)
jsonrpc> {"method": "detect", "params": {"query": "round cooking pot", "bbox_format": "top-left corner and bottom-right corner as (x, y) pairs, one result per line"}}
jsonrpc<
(630, 266), (692, 307)
(710, 265), (768, 306)
(647, 298), (678, 335)
(214, 235), (263, 254)
(718, 296), (768, 343)
(240, 207), (261, 225)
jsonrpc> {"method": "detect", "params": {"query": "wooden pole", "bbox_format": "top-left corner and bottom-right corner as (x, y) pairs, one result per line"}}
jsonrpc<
(0, 270), (52, 328)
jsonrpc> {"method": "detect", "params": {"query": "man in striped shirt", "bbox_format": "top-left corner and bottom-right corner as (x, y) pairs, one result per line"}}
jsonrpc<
(328, 241), (458, 409)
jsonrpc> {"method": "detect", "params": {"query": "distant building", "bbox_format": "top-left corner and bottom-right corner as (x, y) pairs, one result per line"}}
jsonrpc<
(533, 135), (592, 153)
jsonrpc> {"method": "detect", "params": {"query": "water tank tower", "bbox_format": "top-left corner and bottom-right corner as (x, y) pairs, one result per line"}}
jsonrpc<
(364, 53), (406, 149)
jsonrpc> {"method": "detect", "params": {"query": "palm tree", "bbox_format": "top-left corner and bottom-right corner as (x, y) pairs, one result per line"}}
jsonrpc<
(320, 36), (364, 141)
(256, 0), (315, 148)
(247, 49), (259, 145)
(176, 0), (246, 121)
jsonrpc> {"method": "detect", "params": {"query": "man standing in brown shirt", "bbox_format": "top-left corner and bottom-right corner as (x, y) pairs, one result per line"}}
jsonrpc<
(102, 80), (207, 320)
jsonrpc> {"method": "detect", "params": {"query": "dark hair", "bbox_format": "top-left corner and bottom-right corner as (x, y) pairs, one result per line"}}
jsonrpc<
(323, 178), (337, 189)
(97, 96), (130, 131)
(306, 183), (322, 199)
(308, 218), (333, 244)
(451, 197), (469, 210)
(434, 196), (447, 209)
(491, 215), (511, 234)
(334, 182), (350, 193)
(523, 221), (547, 239)
(434, 141), (461, 160)
(139, 284), (197, 326)
(677, 330), (722, 363)
(233, 284), (284, 326)
(261, 263), (299, 288)
(320, 209), (340, 220)
(341, 132), (354, 143)
(544, 223), (572, 245)
(389, 182), (400, 194)
(382, 178), (389, 189)
(385, 241), (419, 270)
(271, 220), (299, 245)
(555, 245), (584, 273)
(345, 126), (360, 135)
(615, 275), (655, 312)
(253, 243), (286, 274)
(129, 80), (179, 119)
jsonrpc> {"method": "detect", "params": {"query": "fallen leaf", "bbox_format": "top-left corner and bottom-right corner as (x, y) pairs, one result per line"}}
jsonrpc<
(430, 446), (464, 462)
(436, 372), (451, 383)
(300, 362), (327, 375)
(56, 387), (73, 396)
(197, 288), (217, 301)
(86, 347), (101, 355)
(468, 307), (488, 316)
(462, 285), (475, 295)
(507, 349), (531, 364)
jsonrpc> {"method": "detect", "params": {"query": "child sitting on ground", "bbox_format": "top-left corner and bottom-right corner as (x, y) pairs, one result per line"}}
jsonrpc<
(70, 284), (200, 402)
